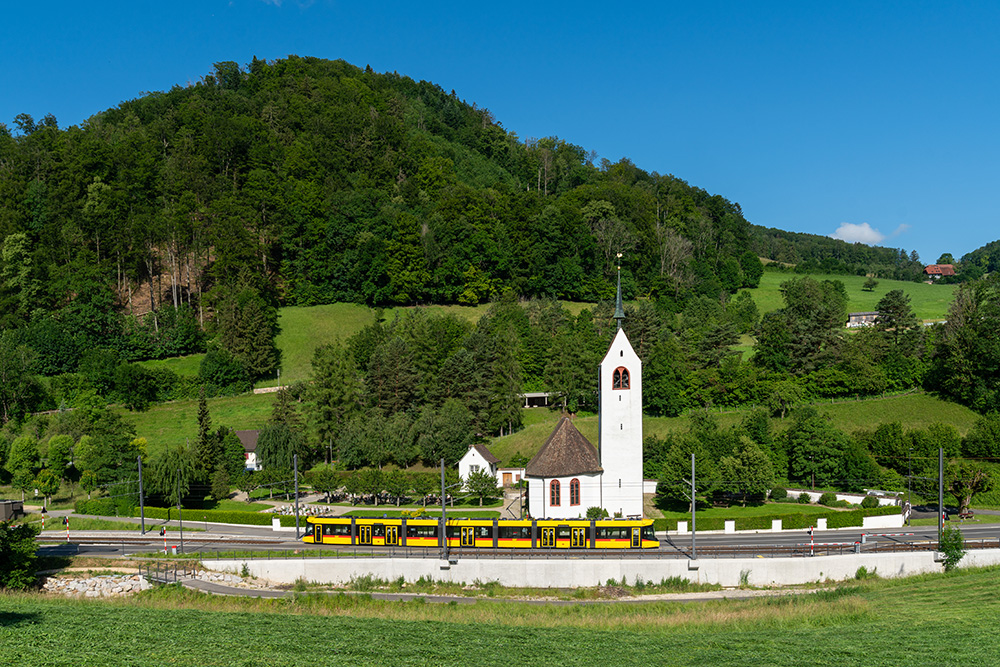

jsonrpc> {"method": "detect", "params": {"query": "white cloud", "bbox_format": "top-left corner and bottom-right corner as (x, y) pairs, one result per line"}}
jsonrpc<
(830, 222), (886, 245)
(889, 223), (910, 238)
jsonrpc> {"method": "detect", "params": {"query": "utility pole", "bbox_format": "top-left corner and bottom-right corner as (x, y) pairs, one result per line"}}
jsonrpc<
(691, 452), (697, 561)
(440, 459), (448, 561)
(138, 455), (145, 535)
(177, 471), (184, 554)
(294, 454), (300, 540)
(938, 447), (944, 544)
(907, 447), (912, 527)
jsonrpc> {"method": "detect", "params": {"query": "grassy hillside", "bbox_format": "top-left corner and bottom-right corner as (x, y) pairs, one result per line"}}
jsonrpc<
(748, 270), (956, 322)
(263, 300), (594, 387)
(487, 392), (979, 466)
(147, 271), (955, 389)
(129, 393), (277, 457)
(4, 566), (1000, 665)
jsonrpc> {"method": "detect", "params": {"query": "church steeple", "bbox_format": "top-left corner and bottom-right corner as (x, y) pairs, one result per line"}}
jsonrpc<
(613, 252), (624, 331)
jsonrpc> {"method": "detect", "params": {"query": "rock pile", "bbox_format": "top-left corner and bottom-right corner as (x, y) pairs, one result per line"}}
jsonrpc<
(41, 574), (151, 597)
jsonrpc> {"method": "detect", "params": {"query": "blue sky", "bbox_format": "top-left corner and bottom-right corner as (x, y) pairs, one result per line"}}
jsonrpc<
(3, 1), (998, 263)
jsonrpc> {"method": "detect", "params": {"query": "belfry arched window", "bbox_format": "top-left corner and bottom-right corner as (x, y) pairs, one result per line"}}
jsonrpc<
(550, 480), (561, 506)
(570, 478), (581, 506)
(613, 367), (630, 390)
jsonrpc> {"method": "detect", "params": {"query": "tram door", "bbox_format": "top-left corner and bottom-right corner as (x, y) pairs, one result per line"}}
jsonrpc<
(631, 527), (640, 548)
(313, 523), (323, 544)
(358, 524), (372, 545)
(461, 527), (476, 547)
(571, 527), (587, 548)
(540, 527), (556, 548)
(385, 525), (399, 546)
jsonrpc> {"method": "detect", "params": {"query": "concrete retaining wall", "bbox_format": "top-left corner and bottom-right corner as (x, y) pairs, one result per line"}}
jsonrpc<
(209, 549), (1000, 589)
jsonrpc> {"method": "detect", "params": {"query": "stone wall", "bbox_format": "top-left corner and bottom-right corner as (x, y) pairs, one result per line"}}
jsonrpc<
(41, 574), (151, 597)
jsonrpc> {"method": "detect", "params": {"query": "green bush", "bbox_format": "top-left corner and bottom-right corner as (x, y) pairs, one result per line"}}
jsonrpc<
(939, 525), (966, 572)
(818, 492), (838, 506)
(79, 502), (299, 528)
(770, 487), (787, 500)
(137, 506), (297, 527)
(860, 495), (880, 509)
(797, 493), (811, 504)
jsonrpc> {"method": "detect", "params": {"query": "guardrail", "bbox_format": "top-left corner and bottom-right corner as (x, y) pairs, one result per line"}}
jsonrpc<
(138, 562), (196, 584)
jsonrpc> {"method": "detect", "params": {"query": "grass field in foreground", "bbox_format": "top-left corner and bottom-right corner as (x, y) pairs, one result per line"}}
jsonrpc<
(3, 567), (1000, 665)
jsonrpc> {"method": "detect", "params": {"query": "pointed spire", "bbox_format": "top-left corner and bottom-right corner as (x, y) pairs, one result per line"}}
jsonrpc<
(614, 253), (624, 330)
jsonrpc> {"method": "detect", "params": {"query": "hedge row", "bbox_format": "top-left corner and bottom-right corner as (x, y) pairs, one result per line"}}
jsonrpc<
(75, 497), (137, 517)
(75, 500), (297, 528)
(652, 505), (901, 532)
(136, 507), (298, 527)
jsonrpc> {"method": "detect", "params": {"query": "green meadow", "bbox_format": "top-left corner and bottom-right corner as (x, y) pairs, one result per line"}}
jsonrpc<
(3, 566), (999, 666)
(747, 270), (956, 322)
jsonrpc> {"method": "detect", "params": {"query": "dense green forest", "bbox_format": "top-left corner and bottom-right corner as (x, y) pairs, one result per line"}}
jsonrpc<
(1, 56), (999, 509)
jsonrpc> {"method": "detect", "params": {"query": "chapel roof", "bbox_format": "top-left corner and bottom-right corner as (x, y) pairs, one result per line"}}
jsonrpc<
(469, 442), (500, 464)
(525, 416), (603, 478)
(235, 430), (259, 453)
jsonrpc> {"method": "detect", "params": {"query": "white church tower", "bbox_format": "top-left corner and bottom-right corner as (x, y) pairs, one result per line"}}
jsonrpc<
(598, 260), (644, 518)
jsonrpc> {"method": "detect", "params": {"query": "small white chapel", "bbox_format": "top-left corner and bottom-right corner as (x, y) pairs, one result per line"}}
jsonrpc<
(524, 266), (644, 519)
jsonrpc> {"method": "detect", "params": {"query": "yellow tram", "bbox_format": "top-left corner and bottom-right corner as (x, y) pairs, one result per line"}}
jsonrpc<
(302, 516), (659, 549)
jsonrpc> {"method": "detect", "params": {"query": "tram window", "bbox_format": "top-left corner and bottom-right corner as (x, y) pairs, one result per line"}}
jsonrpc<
(556, 526), (571, 539)
(499, 526), (530, 539)
(406, 525), (437, 538)
(475, 526), (492, 539)
(446, 526), (461, 538)
(372, 525), (385, 538)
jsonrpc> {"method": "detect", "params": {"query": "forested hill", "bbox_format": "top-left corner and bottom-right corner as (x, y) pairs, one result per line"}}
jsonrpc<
(0, 55), (761, 323)
(750, 225), (927, 280)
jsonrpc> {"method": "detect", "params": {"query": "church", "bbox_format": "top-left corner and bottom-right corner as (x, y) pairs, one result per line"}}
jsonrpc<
(524, 268), (644, 519)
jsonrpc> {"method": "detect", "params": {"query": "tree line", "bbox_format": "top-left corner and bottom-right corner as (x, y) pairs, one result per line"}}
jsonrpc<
(652, 407), (1000, 516)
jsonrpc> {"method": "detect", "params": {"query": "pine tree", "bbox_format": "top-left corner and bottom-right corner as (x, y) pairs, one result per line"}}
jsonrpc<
(307, 342), (361, 461)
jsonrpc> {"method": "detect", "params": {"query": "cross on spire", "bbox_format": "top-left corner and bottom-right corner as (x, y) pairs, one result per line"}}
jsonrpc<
(614, 253), (624, 331)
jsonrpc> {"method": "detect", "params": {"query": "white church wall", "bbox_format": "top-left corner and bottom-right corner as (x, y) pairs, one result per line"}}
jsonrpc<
(598, 328), (644, 518)
(526, 474), (602, 520)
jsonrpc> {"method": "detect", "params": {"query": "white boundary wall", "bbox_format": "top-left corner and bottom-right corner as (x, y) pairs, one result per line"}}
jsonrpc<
(210, 549), (1000, 589)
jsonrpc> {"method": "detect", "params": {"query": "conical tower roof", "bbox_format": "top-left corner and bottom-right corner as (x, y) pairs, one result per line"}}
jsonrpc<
(525, 416), (603, 478)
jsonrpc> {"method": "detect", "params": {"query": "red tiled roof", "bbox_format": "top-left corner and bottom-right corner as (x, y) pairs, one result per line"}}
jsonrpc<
(924, 264), (956, 276)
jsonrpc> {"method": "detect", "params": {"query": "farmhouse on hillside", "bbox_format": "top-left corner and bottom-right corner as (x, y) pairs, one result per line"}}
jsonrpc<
(923, 263), (955, 280)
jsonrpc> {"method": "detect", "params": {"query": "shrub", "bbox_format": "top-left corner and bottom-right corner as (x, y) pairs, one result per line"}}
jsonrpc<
(0, 520), (40, 590)
(586, 506), (609, 520)
(770, 487), (787, 500)
(818, 492), (838, 506)
(939, 525), (966, 572)
(861, 495), (880, 509)
(797, 493), (811, 504)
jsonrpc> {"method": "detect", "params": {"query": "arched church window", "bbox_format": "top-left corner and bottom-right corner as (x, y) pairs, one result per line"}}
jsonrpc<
(550, 480), (561, 506)
(613, 367), (630, 389)
(570, 479), (580, 506)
